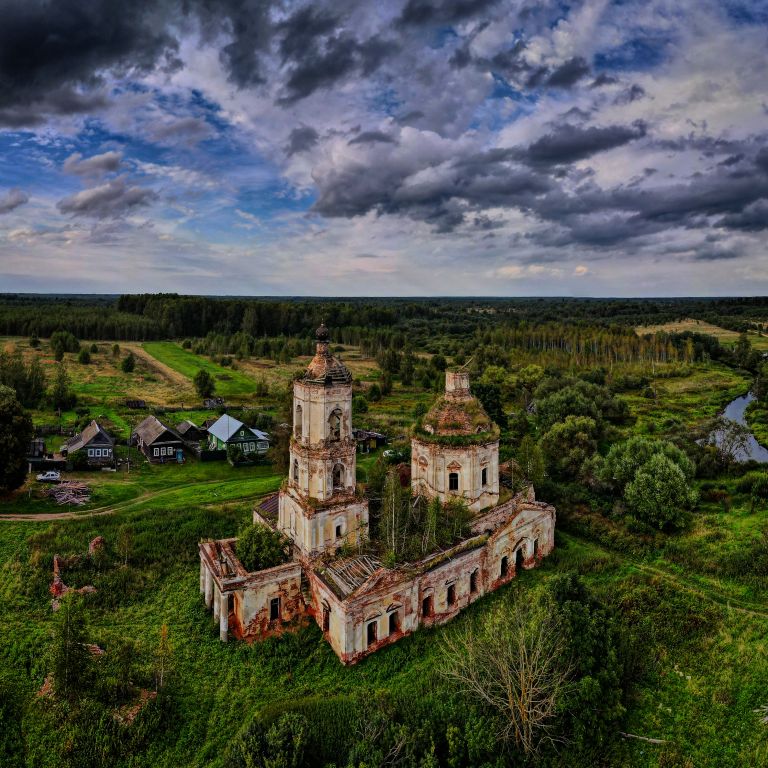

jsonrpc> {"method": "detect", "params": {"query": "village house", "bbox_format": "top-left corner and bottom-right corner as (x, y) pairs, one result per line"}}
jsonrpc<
(199, 325), (555, 664)
(132, 415), (185, 463)
(207, 414), (269, 457)
(63, 420), (115, 467)
(176, 419), (207, 446)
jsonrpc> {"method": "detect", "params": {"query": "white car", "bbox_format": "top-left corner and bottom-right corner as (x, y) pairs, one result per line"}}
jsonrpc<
(382, 449), (399, 459)
(36, 471), (61, 482)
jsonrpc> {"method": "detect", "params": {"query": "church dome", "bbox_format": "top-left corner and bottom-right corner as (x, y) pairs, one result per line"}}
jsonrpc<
(416, 371), (499, 442)
(304, 325), (352, 385)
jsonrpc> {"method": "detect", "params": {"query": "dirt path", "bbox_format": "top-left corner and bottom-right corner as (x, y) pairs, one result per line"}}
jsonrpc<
(122, 343), (191, 390)
(0, 477), (273, 522)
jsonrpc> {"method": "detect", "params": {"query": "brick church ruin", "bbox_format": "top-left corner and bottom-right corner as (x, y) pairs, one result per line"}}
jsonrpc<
(199, 324), (556, 664)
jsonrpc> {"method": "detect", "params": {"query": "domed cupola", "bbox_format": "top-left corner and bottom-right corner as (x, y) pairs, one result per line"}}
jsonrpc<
(420, 371), (499, 440)
(411, 371), (500, 513)
(304, 323), (352, 386)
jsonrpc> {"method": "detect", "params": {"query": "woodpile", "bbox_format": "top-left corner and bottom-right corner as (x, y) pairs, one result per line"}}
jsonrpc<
(44, 481), (91, 505)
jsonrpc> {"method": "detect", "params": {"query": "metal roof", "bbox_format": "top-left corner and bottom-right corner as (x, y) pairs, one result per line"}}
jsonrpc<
(208, 414), (269, 443)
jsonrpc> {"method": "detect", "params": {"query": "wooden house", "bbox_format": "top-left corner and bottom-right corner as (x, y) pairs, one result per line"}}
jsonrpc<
(132, 415), (185, 463)
(207, 414), (269, 457)
(176, 419), (207, 445)
(63, 421), (115, 466)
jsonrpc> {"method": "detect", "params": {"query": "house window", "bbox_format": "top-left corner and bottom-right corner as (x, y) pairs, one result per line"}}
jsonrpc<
(388, 611), (399, 635)
(258, 442), (269, 451)
(367, 620), (378, 647)
(88, 448), (94, 457)
(270, 597), (281, 622)
(447, 584), (456, 606)
(422, 595), (433, 617)
(449, 472), (459, 491)
(335, 524), (342, 538)
(293, 460), (299, 483)
(500, 556), (508, 577)
(328, 408), (342, 441)
(153, 448), (159, 457)
(481, 467), (488, 487)
(295, 405), (303, 438)
(240, 430), (244, 437)
(470, 570), (478, 594)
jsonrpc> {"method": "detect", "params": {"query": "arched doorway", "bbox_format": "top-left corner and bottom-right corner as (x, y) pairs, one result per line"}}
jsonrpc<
(332, 463), (345, 491)
(515, 547), (525, 572)
(328, 408), (342, 441)
(294, 404), (303, 438)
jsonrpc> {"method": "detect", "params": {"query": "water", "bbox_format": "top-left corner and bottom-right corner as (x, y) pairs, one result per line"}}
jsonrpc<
(714, 392), (768, 463)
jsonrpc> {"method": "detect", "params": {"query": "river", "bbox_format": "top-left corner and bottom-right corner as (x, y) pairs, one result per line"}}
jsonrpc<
(716, 392), (768, 463)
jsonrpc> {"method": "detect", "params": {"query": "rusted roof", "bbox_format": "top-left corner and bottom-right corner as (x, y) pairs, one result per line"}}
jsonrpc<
(257, 492), (279, 521)
(320, 555), (383, 598)
(66, 421), (113, 452)
(176, 420), (206, 438)
(303, 324), (352, 385)
(132, 415), (180, 445)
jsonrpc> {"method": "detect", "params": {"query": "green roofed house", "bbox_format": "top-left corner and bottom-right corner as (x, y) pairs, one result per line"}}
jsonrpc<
(207, 414), (269, 457)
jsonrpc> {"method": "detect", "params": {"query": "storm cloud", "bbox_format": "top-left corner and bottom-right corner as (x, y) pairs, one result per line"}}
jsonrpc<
(57, 177), (156, 218)
(0, 188), (28, 214)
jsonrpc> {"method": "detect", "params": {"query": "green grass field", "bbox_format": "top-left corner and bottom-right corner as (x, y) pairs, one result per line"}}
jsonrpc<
(3, 337), (768, 766)
(621, 363), (752, 431)
(142, 342), (261, 400)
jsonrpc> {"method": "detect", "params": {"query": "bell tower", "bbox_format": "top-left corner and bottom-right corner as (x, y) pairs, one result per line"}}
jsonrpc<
(277, 324), (369, 555)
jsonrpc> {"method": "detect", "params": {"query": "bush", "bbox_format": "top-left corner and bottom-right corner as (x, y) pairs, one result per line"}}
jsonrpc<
(624, 454), (697, 529)
(77, 349), (91, 365)
(121, 352), (136, 373)
(236, 524), (290, 573)
(50, 330), (80, 361)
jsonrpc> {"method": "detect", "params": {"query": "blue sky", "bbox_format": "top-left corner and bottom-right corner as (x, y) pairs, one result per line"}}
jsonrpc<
(0, 0), (767, 296)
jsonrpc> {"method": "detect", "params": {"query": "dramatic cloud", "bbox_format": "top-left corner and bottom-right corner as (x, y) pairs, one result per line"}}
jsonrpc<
(0, 188), (28, 214)
(0, 0), (767, 295)
(525, 123), (647, 166)
(57, 177), (156, 218)
(284, 125), (319, 156)
(63, 151), (123, 177)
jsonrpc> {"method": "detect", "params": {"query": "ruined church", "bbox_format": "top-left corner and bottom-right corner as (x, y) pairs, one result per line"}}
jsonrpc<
(199, 324), (556, 664)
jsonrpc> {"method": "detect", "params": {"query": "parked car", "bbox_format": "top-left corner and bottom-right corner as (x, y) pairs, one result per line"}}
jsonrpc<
(36, 471), (61, 482)
(383, 449), (401, 459)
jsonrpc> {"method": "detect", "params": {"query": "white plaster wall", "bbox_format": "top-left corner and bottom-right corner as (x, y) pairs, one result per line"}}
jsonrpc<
(411, 439), (499, 512)
(278, 489), (368, 554)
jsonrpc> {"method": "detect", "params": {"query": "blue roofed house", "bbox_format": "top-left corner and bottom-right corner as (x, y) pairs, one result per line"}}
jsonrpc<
(207, 415), (269, 459)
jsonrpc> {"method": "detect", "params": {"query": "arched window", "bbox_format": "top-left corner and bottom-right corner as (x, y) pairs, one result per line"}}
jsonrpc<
(293, 459), (299, 483)
(332, 463), (344, 490)
(448, 472), (459, 491)
(328, 408), (342, 441)
(294, 404), (303, 438)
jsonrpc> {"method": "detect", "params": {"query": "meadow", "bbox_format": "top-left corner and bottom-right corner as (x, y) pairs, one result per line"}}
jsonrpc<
(2, 308), (768, 767)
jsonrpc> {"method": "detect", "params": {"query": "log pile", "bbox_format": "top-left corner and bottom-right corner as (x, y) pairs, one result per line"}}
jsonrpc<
(44, 481), (91, 505)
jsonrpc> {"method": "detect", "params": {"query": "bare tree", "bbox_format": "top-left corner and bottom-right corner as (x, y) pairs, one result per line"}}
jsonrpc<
(440, 598), (572, 757)
(706, 416), (751, 468)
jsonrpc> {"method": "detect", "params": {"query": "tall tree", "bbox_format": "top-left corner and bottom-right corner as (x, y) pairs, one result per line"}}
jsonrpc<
(193, 368), (216, 399)
(382, 468), (406, 559)
(50, 363), (75, 411)
(0, 385), (32, 493)
(49, 595), (94, 702)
